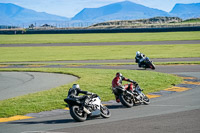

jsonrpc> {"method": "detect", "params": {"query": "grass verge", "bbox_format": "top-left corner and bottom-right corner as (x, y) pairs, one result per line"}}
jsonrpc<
(0, 44), (200, 62)
(0, 31), (200, 44)
(0, 68), (182, 118)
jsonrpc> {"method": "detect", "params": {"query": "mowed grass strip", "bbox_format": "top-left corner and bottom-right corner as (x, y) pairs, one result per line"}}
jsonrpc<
(0, 68), (182, 118)
(0, 31), (200, 44)
(1, 61), (200, 68)
(0, 44), (200, 62)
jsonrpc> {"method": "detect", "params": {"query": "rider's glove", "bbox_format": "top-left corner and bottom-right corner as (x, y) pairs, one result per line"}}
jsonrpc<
(92, 93), (97, 97)
(139, 88), (143, 91)
(133, 81), (138, 86)
(83, 95), (89, 99)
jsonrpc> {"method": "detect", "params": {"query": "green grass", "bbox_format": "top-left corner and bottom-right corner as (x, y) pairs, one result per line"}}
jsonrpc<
(0, 44), (200, 62)
(0, 31), (197, 118)
(183, 18), (200, 23)
(0, 68), (182, 118)
(0, 31), (200, 44)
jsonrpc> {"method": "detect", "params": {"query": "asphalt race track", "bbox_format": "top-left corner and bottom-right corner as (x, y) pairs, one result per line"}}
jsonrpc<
(1, 71), (199, 133)
(0, 72), (78, 101)
(0, 41), (200, 133)
(0, 40), (200, 47)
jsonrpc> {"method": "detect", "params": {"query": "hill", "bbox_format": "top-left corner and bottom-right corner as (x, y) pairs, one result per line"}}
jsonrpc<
(89, 17), (183, 28)
(0, 3), (69, 25)
(72, 1), (169, 22)
(170, 3), (200, 19)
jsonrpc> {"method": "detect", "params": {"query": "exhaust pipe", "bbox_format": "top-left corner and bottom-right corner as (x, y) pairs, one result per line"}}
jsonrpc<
(126, 91), (134, 96)
(83, 107), (91, 114)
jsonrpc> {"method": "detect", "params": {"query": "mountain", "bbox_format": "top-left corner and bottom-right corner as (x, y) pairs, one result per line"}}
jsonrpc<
(170, 3), (200, 19)
(72, 1), (169, 22)
(0, 3), (69, 25)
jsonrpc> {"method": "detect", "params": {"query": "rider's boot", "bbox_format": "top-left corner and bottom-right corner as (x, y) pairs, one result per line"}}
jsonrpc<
(116, 98), (120, 103)
(115, 95), (120, 103)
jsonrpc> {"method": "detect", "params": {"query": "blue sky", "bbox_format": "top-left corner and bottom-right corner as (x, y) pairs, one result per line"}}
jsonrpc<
(1, 0), (200, 18)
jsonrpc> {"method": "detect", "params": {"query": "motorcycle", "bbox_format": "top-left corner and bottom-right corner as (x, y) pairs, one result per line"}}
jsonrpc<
(137, 57), (155, 70)
(113, 84), (150, 108)
(133, 85), (150, 105)
(64, 94), (111, 122)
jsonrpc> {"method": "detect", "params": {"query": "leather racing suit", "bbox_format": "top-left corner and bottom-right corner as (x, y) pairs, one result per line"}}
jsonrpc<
(67, 87), (93, 102)
(135, 53), (146, 67)
(112, 75), (137, 102)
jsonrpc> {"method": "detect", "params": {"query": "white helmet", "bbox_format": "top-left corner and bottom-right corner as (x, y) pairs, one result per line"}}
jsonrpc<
(72, 84), (80, 89)
(136, 51), (141, 56)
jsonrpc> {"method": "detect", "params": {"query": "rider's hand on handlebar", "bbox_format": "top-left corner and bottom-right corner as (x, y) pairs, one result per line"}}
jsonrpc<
(83, 95), (89, 99)
(92, 93), (97, 97)
(121, 86), (125, 90)
(133, 82), (138, 86)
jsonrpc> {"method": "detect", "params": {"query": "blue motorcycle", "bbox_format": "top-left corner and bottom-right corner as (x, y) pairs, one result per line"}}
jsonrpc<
(137, 57), (155, 70)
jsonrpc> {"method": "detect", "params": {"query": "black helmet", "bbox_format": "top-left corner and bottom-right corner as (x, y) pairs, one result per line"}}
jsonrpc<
(116, 72), (122, 77)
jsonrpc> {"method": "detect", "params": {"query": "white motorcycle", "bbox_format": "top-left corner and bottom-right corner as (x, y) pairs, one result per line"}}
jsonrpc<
(64, 94), (111, 122)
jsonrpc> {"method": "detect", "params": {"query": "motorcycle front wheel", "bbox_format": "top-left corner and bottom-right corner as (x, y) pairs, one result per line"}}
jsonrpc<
(148, 62), (155, 70)
(100, 105), (111, 118)
(119, 93), (134, 108)
(70, 105), (87, 122)
(143, 95), (150, 105)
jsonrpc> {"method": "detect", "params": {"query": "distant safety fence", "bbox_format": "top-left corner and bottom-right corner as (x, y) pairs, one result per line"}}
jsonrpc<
(1, 22), (200, 34)
(1, 22), (200, 29)
(1, 26), (200, 34)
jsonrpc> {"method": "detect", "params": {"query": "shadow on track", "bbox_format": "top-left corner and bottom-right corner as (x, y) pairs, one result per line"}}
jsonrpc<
(8, 115), (110, 124)
(106, 104), (124, 109)
(106, 103), (145, 110)
(9, 118), (74, 125)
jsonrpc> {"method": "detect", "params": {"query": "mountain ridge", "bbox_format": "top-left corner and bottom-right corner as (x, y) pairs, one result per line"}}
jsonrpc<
(0, 3), (69, 25)
(170, 3), (200, 19)
(72, 1), (169, 22)
(1, 1), (200, 26)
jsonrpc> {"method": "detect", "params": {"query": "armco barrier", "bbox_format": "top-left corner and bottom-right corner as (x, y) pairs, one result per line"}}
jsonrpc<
(0, 26), (200, 34)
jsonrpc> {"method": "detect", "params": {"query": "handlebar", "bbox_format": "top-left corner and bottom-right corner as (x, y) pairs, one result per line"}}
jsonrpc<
(85, 93), (98, 99)
(91, 93), (98, 98)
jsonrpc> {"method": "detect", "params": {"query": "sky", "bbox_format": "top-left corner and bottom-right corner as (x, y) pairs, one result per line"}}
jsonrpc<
(1, 0), (200, 18)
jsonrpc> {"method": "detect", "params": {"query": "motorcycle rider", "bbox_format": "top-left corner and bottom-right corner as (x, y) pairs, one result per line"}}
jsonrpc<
(112, 72), (138, 103)
(65, 84), (94, 104)
(135, 51), (146, 67)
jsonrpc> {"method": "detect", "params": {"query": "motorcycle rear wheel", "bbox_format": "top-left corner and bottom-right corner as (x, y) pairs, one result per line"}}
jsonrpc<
(119, 93), (134, 108)
(100, 105), (111, 118)
(70, 105), (87, 122)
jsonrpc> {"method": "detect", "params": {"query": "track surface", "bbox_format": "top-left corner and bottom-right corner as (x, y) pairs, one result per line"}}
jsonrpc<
(0, 72), (199, 133)
(0, 40), (200, 47)
(0, 41), (200, 133)
(0, 72), (78, 100)
(2, 57), (200, 64)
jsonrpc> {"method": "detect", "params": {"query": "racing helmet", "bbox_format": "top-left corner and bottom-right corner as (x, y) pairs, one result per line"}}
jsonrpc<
(136, 51), (141, 56)
(72, 84), (80, 89)
(116, 72), (122, 77)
